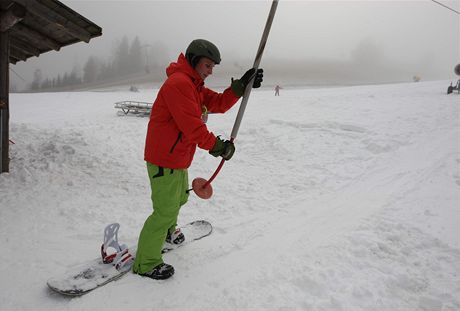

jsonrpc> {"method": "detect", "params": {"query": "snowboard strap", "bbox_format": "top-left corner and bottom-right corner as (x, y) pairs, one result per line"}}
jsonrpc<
(101, 223), (128, 263)
(113, 248), (134, 272)
(101, 223), (135, 271)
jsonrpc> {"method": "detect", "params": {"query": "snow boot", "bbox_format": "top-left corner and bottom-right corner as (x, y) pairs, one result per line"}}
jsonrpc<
(166, 228), (185, 245)
(140, 263), (175, 280)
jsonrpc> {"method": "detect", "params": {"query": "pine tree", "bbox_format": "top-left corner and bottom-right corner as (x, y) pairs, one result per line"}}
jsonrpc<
(114, 36), (130, 75)
(30, 69), (42, 91)
(129, 36), (143, 73)
(69, 66), (81, 85)
(83, 56), (99, 83)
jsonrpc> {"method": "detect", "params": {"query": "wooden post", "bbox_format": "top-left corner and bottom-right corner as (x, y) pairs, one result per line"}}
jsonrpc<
(0, 30), (9, 173)
(0, 3), (25, 173)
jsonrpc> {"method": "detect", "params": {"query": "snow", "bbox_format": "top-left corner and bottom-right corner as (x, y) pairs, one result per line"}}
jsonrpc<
(1, 80), (459, 311)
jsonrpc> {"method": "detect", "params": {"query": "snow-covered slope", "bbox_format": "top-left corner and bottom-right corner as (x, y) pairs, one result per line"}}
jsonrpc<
(1, 81), (459, 311)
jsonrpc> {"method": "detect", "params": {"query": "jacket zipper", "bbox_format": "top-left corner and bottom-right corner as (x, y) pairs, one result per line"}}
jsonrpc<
(169, 132), (182, 153)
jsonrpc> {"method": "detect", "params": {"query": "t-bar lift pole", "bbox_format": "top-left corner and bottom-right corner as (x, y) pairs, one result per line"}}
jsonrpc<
(192, 0), (279, 199)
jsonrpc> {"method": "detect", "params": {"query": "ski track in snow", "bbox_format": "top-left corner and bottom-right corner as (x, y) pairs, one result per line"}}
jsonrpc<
(1, 81), (459, 311)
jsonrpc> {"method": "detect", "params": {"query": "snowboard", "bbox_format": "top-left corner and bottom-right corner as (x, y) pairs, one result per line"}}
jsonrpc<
(47, 220), (212, 296)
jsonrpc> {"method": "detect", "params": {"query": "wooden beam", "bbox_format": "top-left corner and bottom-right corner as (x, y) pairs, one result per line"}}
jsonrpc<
(0, 2), (26, 32)
(0, 31), (10, 173)
(9, 55), (20, 65)
(27, 2), (92, 43)
(10, 45), (28, 61)
(10, 36), (41, 57)
(11, 22), (61, 51)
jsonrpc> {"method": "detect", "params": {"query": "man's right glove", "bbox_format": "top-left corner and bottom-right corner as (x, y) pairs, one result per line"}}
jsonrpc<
(231, 68), (264, 97)
(209, 137), (235, 160)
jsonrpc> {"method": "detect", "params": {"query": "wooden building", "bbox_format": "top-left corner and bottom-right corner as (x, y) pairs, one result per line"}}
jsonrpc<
(0, 0), (102, 173)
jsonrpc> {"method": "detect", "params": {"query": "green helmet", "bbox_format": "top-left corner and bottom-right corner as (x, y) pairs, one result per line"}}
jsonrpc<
(186, 39), (221, 67)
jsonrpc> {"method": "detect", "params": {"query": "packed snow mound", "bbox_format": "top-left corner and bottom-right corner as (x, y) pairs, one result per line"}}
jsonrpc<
(1, 81), (459, 311)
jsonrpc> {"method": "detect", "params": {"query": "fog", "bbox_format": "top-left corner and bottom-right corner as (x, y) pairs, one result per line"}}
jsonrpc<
(10, 0), (460, 90)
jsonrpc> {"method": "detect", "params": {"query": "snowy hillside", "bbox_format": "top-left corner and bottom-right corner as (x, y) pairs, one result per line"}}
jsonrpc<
(1, 81), (459, 311)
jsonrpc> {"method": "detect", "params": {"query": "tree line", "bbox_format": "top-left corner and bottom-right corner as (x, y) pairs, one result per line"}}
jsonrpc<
(29, 36), (168, 91)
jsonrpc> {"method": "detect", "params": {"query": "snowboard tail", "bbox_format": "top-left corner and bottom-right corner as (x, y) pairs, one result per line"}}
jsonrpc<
(47, 220), (212, 296)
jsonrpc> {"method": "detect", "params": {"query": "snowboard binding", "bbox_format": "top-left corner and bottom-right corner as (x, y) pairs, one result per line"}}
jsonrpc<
(447, 63), (460, 95)
(101, 223), (134, 272)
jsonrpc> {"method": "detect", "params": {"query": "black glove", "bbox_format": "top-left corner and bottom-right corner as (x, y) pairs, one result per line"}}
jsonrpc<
(209, 137), (235, 160)
(231, 68), (264, 97)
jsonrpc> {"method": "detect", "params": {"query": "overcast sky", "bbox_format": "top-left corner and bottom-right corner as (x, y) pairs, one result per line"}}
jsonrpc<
(10, 0), (460, 89)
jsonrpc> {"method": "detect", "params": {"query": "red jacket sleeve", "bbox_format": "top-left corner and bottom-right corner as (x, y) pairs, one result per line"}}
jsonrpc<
(202, 86), (240, 113)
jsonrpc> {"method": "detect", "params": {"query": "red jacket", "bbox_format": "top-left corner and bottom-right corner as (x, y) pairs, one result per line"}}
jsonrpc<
(144, 54), (240, 169)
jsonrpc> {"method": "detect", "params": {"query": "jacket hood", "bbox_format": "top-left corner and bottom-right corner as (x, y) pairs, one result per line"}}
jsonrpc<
(166, 53), (203, 87)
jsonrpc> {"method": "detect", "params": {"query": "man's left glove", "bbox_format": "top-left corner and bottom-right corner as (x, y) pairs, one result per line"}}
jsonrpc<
(209, 137), (235, 161)
(231, 68), (264, 97)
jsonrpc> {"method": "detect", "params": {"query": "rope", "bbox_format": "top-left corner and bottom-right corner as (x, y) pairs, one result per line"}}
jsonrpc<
(9, 67), (27, 82)
(430, 0), (460, 15)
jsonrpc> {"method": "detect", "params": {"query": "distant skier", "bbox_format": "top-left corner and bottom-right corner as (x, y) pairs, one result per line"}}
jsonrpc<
(275, 84), (282, 96)
(133, 39), (263, 280)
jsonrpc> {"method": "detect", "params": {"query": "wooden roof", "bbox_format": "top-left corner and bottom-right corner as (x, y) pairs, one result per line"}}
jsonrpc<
(1, 0), (102, 64)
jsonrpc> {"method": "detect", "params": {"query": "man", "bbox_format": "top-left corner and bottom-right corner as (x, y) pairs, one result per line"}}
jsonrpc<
(133, 39), (263, 280)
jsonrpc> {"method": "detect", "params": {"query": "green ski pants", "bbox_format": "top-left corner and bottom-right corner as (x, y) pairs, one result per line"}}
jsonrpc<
(133, 163), (189, 274)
